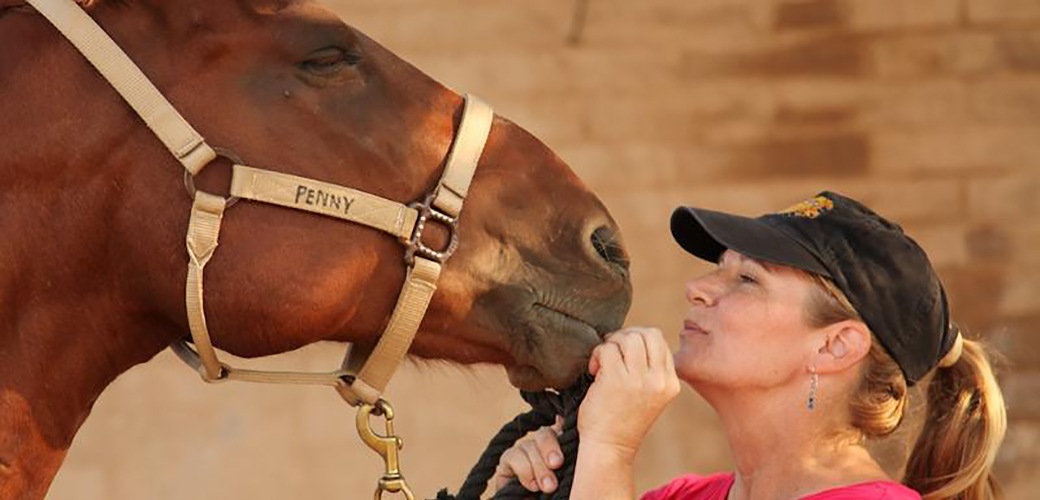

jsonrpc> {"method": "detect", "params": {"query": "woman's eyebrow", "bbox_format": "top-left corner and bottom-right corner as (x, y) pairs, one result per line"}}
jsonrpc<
(734, 253), (775, 274)
(720, 251), (773, 274)
(748, 259), (776, 274)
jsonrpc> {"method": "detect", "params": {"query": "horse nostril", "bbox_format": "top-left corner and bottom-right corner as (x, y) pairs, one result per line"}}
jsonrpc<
(590, 225), (630, 271)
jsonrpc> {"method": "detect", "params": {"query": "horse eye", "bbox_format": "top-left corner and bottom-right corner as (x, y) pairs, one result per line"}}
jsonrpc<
(300, 47), (361, 76)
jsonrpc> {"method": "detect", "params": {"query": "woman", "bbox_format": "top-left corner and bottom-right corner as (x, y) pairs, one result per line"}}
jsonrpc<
(493, 192), (1007, 500)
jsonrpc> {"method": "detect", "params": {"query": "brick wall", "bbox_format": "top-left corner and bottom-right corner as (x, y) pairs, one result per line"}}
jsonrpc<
(50, 1), (1040, 499)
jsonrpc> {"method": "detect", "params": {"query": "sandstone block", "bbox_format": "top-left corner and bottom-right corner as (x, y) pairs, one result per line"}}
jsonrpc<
(910, 223), (969, 267)
(773, 0), (850, 32)
(970, 77), (1040, 125)
(417, 50), (685, 99)
(968, 173), (1040, 218)
(995, 32), (1040, 72)
(831, 178), (963, 223)
(965, 222), (1017, 263)
(968, 0), (1040, 24)
(999, 264), (1040, 316)
(680, 35), (870, 78)
(938, 263), (1010, 331)
(772, 0), (961, 33)
(1004, 373), (1040, 419)
(330, 1), (572, 54)
(991, 314), (1040, 369)
(767, 79), (969, 128)
(846, 0), (960, 31)
(873, 128), (1040, 174)
(998, 422), (1040, 499)
(871, 33), (1001, 77)
(726, 133), (871, 178)
(580, 0), (762, 52)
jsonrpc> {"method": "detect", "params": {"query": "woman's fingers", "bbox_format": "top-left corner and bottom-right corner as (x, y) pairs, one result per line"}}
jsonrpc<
(533, 426), (564, 470)
(605, 327), (675, 375)
(600, 327), (680, 400)
(591, 342), (624, 379)
(640, 327), (671, 374)
(494, 428), (563, 494)
(661, 330), (677, 376)
(495, 447), (532, 491)
(551, 415), (564, 434)
(588, 344), (601, 375)
(576, 326), (680, 459)
(632, 327), (681, 398)
(520, 439), (558, 492)
(614, 330), (649, 374)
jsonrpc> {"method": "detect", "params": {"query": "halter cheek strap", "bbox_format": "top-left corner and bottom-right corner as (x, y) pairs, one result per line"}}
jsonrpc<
(29, 0), (494, 406)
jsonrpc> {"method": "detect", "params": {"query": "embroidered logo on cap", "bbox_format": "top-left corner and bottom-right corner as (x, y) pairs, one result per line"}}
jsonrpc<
(778, 195), (834, 219)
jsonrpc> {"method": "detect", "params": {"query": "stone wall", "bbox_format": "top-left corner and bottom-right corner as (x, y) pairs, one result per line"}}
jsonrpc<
(49, 0), (1040, 498)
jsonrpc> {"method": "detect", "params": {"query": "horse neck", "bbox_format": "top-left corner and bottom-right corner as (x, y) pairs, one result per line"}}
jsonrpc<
(0, 268), (180, 499)
(0, 138), (186, 498)
(0, 143), (187, 448)
(0, 14), (189, 455)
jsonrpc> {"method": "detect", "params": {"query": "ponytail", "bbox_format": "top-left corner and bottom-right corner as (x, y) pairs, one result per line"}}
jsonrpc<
(803, 273), (1008, 500)
(903, 338), (1007, 500)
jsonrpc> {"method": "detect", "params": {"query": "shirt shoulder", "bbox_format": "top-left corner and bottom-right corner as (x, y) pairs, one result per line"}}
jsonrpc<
(639, 473), (735, 500)
(801, 481), (923, 500)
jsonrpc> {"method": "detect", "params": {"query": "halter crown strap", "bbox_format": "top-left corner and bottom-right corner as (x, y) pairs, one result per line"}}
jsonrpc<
(25, 0), (216, 175)
(30, 0), (495, 406)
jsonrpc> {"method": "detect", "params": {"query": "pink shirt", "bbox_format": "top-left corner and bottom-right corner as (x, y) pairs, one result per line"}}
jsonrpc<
(639, 473), (923, 500)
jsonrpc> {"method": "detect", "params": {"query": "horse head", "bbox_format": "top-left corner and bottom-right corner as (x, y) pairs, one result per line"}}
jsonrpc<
(0, 0), (630, 474)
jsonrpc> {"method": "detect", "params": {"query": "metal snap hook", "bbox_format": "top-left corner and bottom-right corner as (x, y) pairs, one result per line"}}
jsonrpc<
(357, 400), (415, 500)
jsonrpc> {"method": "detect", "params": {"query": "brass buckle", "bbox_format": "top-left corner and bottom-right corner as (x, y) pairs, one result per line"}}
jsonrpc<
(357, 399), (415, 500)
(404, 192), (459, 266)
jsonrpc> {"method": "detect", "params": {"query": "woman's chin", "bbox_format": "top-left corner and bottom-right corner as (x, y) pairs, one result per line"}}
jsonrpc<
(673, 349), (707, 382)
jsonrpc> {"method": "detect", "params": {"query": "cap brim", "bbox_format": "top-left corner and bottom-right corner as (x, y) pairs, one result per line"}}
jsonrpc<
(670, 207), (831, 277)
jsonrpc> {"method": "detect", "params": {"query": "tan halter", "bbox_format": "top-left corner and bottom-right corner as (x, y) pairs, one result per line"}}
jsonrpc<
(27, 0), (493, 407)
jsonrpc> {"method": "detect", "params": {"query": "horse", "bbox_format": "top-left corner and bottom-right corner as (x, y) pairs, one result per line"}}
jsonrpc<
(0, 1), (632, 498)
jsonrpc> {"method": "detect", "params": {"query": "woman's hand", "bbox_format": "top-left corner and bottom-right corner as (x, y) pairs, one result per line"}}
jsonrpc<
(492, 418), (565, 494)
(579, 327), (681, 461)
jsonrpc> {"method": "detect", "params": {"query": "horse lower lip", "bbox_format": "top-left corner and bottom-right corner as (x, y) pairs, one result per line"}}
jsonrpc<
(506, 365), (547, 391)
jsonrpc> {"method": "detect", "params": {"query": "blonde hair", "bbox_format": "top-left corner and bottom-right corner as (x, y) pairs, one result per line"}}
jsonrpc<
(804, 274), (1007, 500)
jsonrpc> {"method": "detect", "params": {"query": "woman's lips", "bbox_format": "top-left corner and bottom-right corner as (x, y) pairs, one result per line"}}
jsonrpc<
(682, 319), (708, 336)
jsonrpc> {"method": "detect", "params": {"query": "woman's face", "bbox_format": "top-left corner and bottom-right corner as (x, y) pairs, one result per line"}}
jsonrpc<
(675, 249), (820, 393)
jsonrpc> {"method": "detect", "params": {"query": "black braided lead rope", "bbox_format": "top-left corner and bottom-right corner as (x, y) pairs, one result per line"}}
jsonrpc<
(433, 373), (593, 500)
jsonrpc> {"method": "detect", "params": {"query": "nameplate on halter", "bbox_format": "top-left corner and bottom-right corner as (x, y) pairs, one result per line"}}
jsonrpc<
(230, 165), (419, 239)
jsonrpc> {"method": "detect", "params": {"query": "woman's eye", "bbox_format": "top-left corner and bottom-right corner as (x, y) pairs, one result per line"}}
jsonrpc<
(738, 273), (758, 285)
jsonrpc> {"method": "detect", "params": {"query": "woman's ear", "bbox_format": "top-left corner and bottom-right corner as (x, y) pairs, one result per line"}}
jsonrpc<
(812, 320), (872, 375)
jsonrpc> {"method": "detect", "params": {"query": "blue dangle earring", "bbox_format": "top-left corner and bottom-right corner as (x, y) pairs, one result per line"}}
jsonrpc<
(807, 364), (818, 410)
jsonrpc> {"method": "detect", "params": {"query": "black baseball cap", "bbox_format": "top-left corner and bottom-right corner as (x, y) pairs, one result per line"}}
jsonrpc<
(670, 191), (954, 385)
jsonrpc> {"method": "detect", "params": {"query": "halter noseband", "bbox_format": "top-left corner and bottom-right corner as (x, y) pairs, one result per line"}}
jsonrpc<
(28, 0), (493, 407)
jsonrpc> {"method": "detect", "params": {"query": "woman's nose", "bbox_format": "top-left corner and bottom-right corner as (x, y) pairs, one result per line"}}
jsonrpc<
(685, 275), (715, 306)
